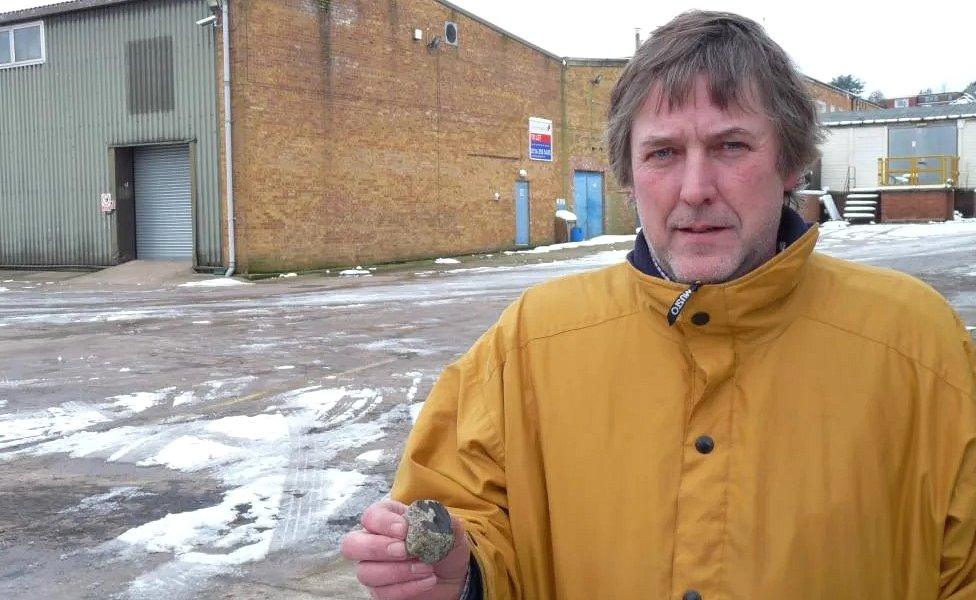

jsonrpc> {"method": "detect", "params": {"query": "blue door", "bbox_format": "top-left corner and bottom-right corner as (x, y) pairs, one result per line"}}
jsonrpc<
(515, 181), (530, 245)
(573, 171), (604, 239)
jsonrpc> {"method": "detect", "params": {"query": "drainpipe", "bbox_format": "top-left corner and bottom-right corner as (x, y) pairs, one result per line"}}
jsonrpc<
(221, 0), (237, 277)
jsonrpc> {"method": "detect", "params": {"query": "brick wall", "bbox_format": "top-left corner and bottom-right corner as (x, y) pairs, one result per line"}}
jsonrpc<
(881, 189), (954, 222)
(561, 60), (636, 235)
(227, 0), (565, 272)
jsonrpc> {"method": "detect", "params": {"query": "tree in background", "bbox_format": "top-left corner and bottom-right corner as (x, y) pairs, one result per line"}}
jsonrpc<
(965, 81), (976, 96)
(867, 90), (886, 104)
(830, 74), (865, 96)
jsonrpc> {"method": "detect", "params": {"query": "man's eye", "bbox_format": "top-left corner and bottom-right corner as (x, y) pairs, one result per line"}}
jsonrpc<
(648, 148), (673, 160)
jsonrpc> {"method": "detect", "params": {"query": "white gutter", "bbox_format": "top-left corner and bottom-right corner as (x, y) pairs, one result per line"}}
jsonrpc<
(221, 0), (237, 277)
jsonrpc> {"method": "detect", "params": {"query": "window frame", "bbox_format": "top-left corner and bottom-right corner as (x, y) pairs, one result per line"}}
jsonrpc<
(0, 20), (46, 70)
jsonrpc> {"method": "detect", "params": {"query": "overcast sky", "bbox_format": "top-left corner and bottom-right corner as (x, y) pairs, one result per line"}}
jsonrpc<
(4, 0), (973, 98)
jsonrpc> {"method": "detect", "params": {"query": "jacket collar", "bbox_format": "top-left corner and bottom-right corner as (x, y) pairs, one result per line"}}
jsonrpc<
(625, 207), (820, 340)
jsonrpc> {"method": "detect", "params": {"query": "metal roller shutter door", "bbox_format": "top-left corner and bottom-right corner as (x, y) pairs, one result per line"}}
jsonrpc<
(134, 144), (192, 259)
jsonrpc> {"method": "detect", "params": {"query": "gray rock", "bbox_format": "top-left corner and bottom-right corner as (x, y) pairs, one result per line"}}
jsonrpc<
(404, 499), (455, 564)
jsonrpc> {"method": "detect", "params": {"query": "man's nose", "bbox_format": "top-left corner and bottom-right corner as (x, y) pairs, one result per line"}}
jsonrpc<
(677, 150), (717, 206)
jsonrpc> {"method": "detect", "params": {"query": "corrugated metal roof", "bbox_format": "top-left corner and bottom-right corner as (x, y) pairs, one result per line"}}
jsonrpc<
(0, 0), (144, 25)
(822, 104), (976, 126)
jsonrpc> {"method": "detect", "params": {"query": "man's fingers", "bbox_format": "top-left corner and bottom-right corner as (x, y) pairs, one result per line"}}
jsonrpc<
(356, 560), (435, 588)
(341, 530), (411, 562)
(361, 500), (409, 539)
(367, 575), (438, 600)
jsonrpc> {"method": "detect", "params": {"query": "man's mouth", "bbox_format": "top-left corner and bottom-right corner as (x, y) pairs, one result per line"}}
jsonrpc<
(677, 225), (728, 233)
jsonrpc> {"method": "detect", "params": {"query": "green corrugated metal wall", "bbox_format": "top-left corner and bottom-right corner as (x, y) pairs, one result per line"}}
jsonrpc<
(0, 0), (221, 267)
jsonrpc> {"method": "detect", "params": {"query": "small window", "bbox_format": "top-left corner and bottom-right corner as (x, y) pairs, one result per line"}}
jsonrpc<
(0, 21), (45, 69)
(893, 98), (909, 108)
(444, 21), (458, 46)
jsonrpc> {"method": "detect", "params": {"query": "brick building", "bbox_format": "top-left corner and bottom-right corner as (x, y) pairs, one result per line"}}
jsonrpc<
(805, 76), (882, 113)
(226, 1), (636, 271)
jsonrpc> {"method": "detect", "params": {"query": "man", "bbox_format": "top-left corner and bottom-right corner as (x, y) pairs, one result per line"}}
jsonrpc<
(342, 11), (976, 599)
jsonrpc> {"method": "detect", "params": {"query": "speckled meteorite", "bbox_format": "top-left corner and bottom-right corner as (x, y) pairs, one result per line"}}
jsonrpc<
(404, 499), (454, 564)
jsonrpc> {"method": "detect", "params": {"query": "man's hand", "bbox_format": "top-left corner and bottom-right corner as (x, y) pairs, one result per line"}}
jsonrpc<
(341, 499), (472, 600)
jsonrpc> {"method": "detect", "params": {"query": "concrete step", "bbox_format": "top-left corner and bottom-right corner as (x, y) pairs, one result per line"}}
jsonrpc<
(847, 193), (880, 199)
(845, 200), (878, 206)
(70, 260), (195, 286)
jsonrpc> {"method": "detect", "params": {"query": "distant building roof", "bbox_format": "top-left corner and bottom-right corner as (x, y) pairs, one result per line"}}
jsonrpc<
(821, 103), (976, 126)
(0, 0), (141, 25)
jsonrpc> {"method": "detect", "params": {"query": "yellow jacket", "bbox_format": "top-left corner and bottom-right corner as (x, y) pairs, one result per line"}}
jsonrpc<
(392, 226), (976, 599)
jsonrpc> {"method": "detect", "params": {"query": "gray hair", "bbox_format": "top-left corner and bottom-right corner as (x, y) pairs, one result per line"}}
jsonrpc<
(607, 10), (824, 192)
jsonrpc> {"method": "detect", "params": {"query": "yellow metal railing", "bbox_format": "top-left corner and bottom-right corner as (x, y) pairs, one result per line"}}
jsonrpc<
(878, 155), (960, 186)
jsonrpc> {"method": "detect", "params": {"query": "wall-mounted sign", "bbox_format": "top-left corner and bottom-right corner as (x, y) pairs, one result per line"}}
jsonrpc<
(100, 192), (115, 214)
(529, 117), (553, 162)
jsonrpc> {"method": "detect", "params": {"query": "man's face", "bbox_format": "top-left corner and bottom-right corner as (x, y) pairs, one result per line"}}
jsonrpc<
(629, 77), (799, 283)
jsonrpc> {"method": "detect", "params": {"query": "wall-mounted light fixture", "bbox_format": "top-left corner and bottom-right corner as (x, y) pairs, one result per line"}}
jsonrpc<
(427, 35), (442, 50)
(518, 169), (528, 178)
(493, 192), (501, 201)
(590, 74), (603, 85)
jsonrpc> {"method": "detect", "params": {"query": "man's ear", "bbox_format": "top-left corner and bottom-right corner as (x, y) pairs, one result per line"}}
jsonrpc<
(785, 170), (806, 192)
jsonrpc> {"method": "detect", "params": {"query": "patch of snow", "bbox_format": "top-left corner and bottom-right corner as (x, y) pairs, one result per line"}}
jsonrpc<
(118, 475), (284, 565)
(358, 338), (435, 356)
(434, 258), (461, 264)
(406, 374), (422, 402)
(274, 365), (295, 370)
(819, 220), (850, 231)
(555, 209), (577, 221)
(27, 425), (145, 459)
(279, 272), (298, 278)
(339, 269), (371, 276)
(283, 386), (347, 414)
(0, 402), (111, 450)
(192, 320), (212, 325)
(62, 486), (151, 515)
(0, 287), (8, 292)
(510, 234), (636, 254)
(0, 378), (42, 388)
(206, 414), (288, 441)
(119, 367), (131, 373)
(137, 436), (243, 472)
(0, 400), (6, 408)
(409, 403), (424, 424)
(179, 279), (251, 288)
(172, 391), (195, 407)
(107, 391), (165, 414)
(356, 449), (383, 463)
